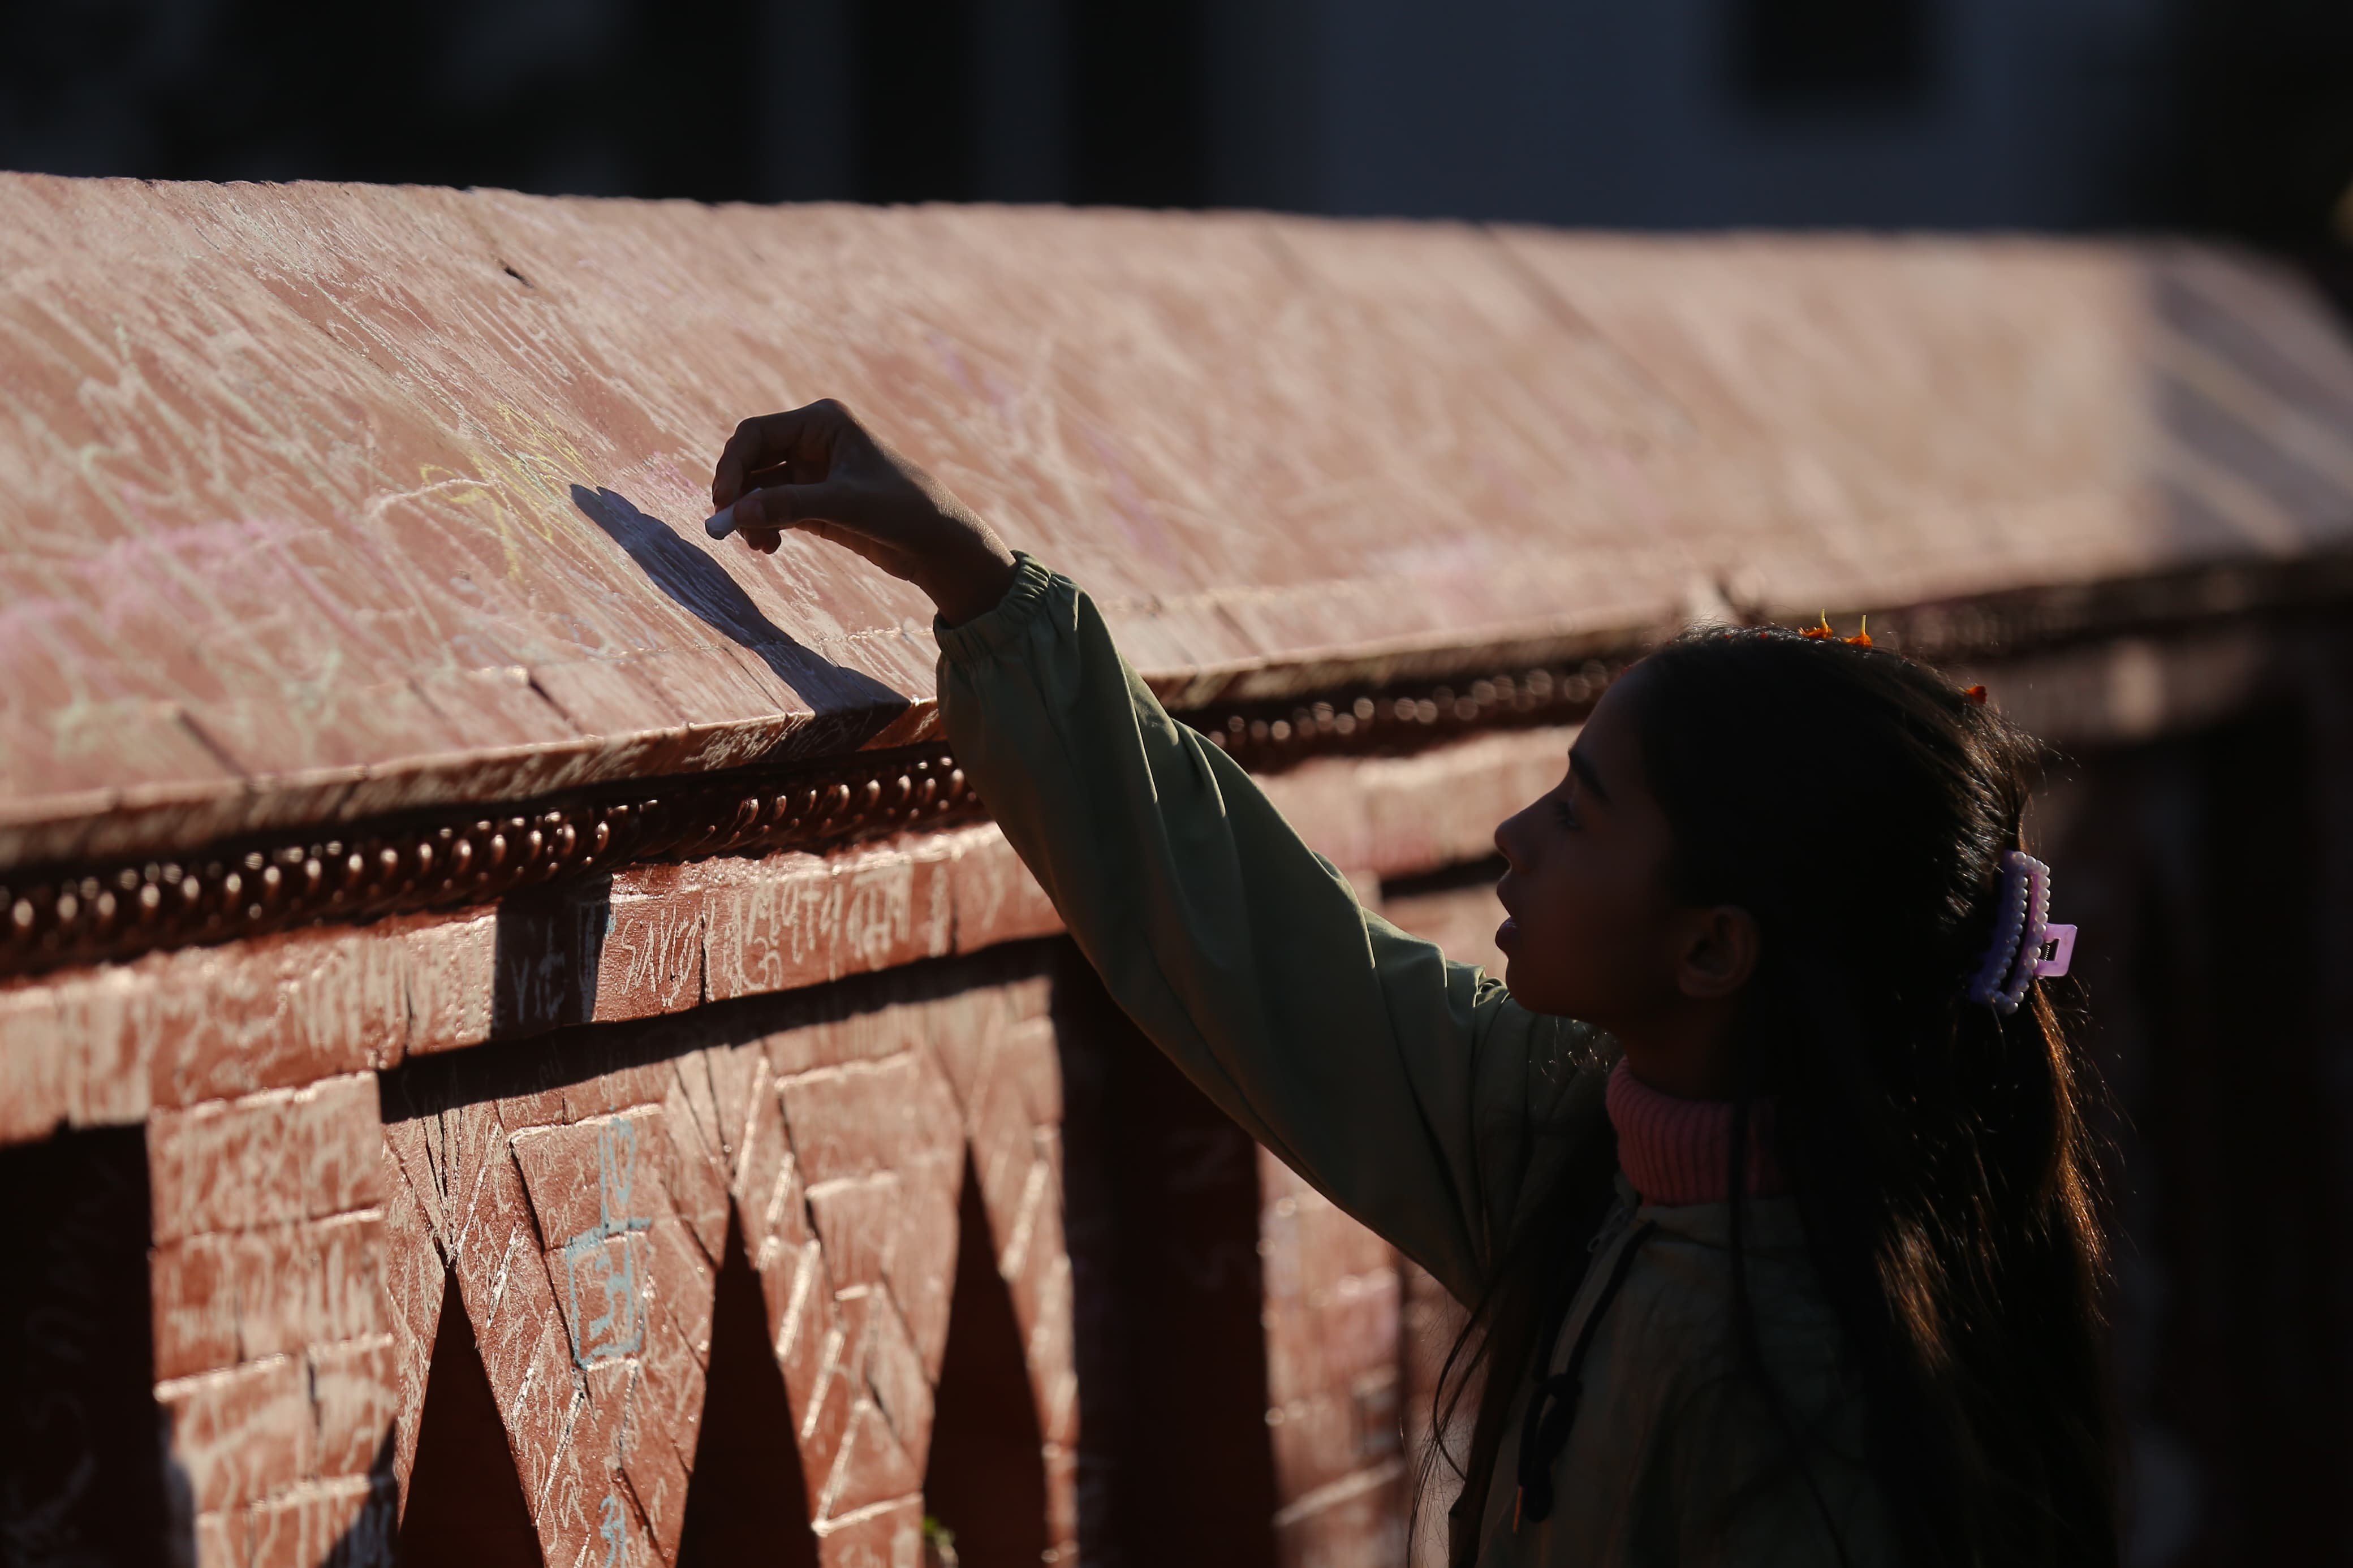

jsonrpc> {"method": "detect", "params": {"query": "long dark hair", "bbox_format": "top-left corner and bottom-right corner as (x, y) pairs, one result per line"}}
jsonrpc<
(1425, 624), (2118, 1566)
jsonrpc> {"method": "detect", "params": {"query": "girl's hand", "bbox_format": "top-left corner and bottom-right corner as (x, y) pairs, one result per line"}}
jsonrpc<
(706, 399), (1020, 626)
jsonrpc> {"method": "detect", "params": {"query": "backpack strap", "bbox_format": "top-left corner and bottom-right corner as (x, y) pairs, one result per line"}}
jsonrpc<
(1513, 1220), (1656, 1528)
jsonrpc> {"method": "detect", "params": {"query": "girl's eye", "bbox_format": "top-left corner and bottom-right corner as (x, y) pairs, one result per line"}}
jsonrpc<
(1552, 797), (1580, 830)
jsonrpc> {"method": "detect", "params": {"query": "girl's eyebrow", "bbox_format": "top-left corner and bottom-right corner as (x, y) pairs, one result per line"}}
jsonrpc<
(1569, 749), (1611, 804)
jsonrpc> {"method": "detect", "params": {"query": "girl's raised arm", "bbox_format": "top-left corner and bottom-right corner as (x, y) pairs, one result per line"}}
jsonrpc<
(709, 401), (1606, 1299)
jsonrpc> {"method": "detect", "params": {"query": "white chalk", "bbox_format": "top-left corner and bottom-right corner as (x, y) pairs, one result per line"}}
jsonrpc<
(704, 507), (738, 540)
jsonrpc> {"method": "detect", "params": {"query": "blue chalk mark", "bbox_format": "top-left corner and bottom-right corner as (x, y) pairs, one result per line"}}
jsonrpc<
(598, 1492), (628, 1566)
(561, 1118), (654, 1367)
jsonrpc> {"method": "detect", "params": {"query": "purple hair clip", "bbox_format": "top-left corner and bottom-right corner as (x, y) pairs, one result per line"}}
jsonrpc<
(1966, 850), (2078, 1014)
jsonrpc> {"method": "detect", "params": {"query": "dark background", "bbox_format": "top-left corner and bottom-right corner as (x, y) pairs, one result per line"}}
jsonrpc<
(3, 0), (2350, 276)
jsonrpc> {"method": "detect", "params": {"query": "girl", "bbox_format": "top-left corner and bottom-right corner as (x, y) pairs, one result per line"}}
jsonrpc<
(706, 401), (2119, 1567)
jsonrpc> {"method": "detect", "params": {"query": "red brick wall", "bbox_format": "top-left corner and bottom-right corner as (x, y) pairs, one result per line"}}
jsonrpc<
(1257, 1155), (1407, 1568)
(24, 940), (1081, 1568)
(149, 1072), (398, 1563)
(368, 952), (1078, 1568)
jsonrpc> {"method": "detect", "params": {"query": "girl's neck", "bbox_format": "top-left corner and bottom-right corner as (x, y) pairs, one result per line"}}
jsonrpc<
(1610, 1008), (1742, 1099)
(1606, 1059), (1786, 1206)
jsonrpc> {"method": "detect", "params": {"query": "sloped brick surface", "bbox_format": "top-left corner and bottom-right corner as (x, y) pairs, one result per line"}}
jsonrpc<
(5, 178), (2351, 871)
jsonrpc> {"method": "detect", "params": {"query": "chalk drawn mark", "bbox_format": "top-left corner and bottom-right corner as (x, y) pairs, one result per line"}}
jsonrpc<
(561, 1119), (653, 1367)
(598, 1491), (629, 1567)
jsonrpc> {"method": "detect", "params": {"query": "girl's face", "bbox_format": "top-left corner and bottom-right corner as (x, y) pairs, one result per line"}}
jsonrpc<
(1491, 668), (1693, 1029)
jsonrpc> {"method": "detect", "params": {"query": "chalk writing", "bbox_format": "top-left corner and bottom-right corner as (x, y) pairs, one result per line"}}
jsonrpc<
(598, 1491), (629, 1567)
(561, 1118), (653, 1366)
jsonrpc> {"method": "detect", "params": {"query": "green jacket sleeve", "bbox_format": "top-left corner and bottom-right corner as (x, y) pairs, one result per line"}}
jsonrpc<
(936, 555), (1610, 1302)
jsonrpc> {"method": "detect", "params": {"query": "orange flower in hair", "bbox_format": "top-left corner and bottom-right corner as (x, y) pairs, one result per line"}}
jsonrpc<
(1798, 612), (1871, 645)
(1965, 685), (1988, 706)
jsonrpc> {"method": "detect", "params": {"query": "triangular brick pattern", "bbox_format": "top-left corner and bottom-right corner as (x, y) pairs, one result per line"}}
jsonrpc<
(923, 973), (1079, 1550)
(369, 950), (1075, 1568)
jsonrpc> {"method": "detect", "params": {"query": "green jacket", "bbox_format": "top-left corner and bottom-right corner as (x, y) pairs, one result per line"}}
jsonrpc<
(938, 558), (1895, 1566)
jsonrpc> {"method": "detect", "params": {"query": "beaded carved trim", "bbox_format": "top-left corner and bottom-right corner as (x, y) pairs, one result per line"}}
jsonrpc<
(2, 748), (979, 978)
(1197, 657), (1625, 771)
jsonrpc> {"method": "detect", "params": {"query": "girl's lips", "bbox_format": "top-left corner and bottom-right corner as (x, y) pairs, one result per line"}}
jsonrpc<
(1496, 915), (1519, 949)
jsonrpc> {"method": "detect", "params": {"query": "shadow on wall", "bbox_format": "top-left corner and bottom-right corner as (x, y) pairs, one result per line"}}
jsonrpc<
(923, 1149), (1050, 1568)
(2040, 686), (2353, 1566)
(0, 1125), (173, 1560)
(0, 1125), (402, 1566)
(400, 1276), (544, 1567)
(1051, 947), (1283, 1568)
(569, 483), (914, 756)
(674, 1207), (821, 1568)
(490, 871), (614, 1039)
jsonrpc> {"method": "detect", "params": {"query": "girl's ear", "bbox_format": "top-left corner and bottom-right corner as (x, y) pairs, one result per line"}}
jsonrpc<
(1675, 905), (1760, 1000)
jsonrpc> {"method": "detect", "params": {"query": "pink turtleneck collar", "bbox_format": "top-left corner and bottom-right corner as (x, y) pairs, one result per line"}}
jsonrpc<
(1605, 1059), (1787, 1206)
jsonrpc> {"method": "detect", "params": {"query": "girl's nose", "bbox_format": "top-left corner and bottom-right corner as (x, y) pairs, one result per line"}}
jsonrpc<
(1493, 808), (1529, 873)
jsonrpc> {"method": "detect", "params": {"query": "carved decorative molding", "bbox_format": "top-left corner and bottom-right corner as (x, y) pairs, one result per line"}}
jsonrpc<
(1199, 657), (1626, 772)
(1, 748), (981, 979)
